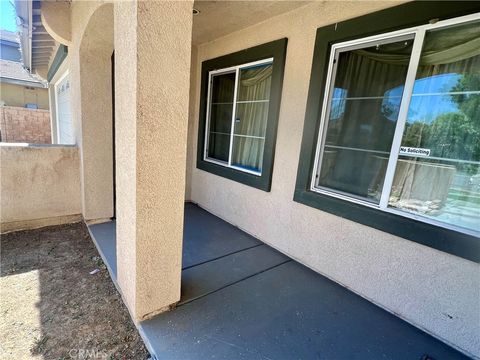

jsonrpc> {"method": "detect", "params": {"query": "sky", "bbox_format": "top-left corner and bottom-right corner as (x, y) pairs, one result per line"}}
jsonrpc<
(0, 0), (17, 32)
(331, 73), (461, 124)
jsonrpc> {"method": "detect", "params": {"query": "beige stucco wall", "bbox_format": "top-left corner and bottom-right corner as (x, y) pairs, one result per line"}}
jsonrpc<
(114, 0), (137, 316)
(187, 1), (480, 357)
(0, 144), (81, 232)
(40, 0), (193, 321)
(134, 0), (192, 320)
(185, 44), (198, 201)
(115, 0), (194, 321)
(78, 3), (114, 221)
(69, 1), (114, 221)
(0, 83), (49, 110)
(41, 0), (72, 46)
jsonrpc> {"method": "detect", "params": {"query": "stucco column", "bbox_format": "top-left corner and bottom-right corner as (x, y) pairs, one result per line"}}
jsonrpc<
(78, 4), (114, 221)
(114, 0), (193, 321)
(41, 0), (72, 46)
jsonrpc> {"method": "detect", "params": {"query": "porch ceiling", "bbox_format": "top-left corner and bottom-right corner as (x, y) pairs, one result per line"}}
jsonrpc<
(14, 0), (57, 74)
(192, 1), (311, 45)
(31, 1), (56, 70)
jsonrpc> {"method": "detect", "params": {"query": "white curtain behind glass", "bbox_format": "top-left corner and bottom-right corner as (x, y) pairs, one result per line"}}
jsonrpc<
(232, 65), (272, 172)
(318, 39), (413, 202)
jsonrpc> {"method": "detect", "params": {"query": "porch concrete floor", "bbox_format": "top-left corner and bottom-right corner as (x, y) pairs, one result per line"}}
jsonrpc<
(88, 203), (468, 360)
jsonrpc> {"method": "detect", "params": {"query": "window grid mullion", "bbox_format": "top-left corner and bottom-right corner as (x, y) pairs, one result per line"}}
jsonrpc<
(227, 67), (240, 166)
(378, 29), (426, 209)
(203, 73), (212, 160)
(311, 49), (340, 190)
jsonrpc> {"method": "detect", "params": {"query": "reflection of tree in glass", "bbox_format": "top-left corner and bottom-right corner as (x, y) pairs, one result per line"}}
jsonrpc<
(450, 74), (480, 121)
(381, 101), (397, 120)
(402, 74), (480, 169)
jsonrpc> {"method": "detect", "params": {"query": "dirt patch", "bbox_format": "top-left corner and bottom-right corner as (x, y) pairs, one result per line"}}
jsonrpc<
(0, 223), (149, 360)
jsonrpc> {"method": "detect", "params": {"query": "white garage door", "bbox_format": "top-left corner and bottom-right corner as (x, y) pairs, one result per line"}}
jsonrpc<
(55, 73), (74, 144)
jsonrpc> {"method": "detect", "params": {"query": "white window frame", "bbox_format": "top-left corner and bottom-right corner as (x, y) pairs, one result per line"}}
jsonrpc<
(203, 57), (274, 176)
(310, 12), (480, 237)
(54, 70), (72, 144)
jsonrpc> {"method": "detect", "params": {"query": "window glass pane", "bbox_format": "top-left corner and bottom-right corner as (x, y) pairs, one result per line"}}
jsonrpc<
(211, 72), (235, 103)
(210, 104), (233, 133)
(316, 36), (414, 203)
(234, 102), (269, 137)
(208, 133), (231, 162)
(231, 63), (272, 173)
(389, 20), (480, 232)
(231, 137), (265, 173)
(207, 72), (235, 162)
(237, 63), (272, 101)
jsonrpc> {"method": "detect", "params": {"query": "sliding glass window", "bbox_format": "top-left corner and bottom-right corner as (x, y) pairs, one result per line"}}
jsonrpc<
(311, 13), (480, 235)
(205, 59), (273, 176)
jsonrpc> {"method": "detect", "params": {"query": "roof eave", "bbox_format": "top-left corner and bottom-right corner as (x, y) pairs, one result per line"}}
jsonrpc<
(14, 0), (33, 72)
(0, 77), (48, 89)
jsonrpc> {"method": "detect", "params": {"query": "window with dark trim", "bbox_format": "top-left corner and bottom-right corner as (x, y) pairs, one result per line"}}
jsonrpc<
(197, 39), (287, 191)
(294, 1), (480, 262)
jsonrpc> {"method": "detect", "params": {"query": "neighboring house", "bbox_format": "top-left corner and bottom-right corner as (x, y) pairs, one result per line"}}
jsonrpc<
(0, 58), (48, 108)
(4, 1), (480, 359)
(0, 19), (73, 145)
(35, 49), (73, 144)
(13, 0), (74, 144)
(0, 29), (21, 61)
(47, 46), (74, 145)
(0, 30), (50, 143)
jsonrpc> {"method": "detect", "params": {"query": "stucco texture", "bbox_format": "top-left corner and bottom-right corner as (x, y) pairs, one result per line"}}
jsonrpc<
(68, 1), (114, 221)
(134, 0), (193, 320)
(186, 1), (480, 357)
(41, 0), (72, 46)
(0, 83), (49, 109)
(114, 0), (137, 319)
(115, 0), (194, 321)
(0, 144), (81, 231)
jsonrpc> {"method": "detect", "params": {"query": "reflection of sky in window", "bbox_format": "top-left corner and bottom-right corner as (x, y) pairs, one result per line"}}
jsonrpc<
(383, 73), (463, 124)
(331, 73), (467, 123)
(241, 62), (272, 71)
(329, 88), (347, 121)
(382, 86), (403, 121)
(409, 73), (462, 123)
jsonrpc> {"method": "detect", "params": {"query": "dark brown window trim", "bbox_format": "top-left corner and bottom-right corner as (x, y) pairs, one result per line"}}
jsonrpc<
(196, 38), (288, 192)
(294, 1), (480, 263)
